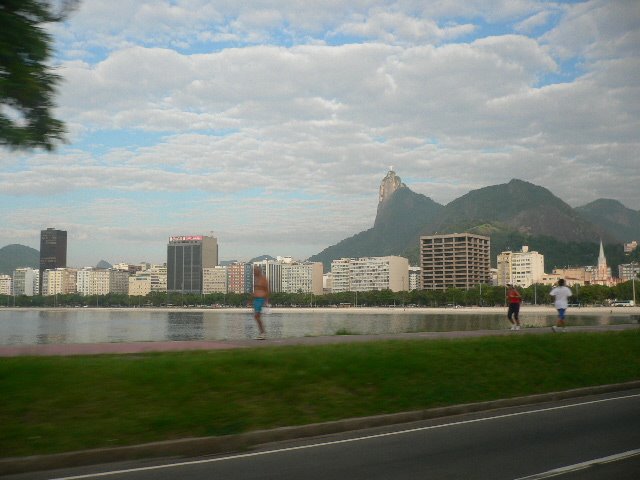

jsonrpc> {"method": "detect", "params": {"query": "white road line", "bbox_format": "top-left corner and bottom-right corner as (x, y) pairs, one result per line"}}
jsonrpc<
(512, 448), (640, 479)
(50, 392), (640, 480)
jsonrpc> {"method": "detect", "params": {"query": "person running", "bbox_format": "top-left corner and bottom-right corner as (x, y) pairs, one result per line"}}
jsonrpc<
(252, 266), (269, 340)
(506, 284), (522, 330)
(550, 279), (573, 332)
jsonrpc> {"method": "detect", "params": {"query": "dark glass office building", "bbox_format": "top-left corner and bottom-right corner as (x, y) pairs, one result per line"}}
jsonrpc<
(167, 235), (218, 293)
(39, 228), (67, 290)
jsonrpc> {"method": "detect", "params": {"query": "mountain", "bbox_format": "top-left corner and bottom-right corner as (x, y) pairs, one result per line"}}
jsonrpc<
(96, 260), (112, 269)
(249, 255), (276, 263)
(425, 179), (611, 243)
(575, 199), (640, 243)
(309, 174), (635, 271)
(309, 171), (444, 270)
(0, 244), (39, 275)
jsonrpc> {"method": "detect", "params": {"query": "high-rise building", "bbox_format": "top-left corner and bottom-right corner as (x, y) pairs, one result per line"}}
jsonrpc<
(330, 256), (410, 293)
(420, 233), (491, 290)
(496, 246), (545, 288)
(167, 235), (218, 294)
(39, 228), (67, 291)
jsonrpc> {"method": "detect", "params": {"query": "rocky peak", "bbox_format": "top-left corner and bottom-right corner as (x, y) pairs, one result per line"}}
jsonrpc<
(378, 168), (405, 204)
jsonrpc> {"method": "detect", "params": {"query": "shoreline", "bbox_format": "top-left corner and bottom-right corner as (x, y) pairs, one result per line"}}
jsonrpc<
(1, 305), (639, 315)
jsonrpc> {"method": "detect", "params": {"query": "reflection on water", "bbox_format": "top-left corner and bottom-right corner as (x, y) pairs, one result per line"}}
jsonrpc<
(0, 309), (636, 345)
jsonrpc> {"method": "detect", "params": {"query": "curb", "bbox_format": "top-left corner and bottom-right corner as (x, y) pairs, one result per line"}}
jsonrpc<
(2, 380), (640, 476)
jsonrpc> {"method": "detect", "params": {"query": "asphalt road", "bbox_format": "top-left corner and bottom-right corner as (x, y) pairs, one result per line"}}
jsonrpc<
(8, 389), (640, 480)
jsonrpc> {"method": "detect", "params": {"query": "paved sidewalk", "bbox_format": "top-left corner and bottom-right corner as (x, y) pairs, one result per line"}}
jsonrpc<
(1, 323), (637, 357)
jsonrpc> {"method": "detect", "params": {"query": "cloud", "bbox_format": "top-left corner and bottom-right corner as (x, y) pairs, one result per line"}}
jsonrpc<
(3, 0), (639, 266)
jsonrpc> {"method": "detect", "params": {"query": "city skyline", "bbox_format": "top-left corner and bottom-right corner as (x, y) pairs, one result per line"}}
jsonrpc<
(1, 1), (639, 266)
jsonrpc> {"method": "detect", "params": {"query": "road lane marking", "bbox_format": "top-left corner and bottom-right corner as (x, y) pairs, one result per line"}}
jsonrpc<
(512, 448), (640, 479)
(50, 392), (640, 479)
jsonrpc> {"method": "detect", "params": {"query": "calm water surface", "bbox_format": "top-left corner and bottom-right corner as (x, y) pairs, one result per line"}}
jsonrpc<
(0, 308), (637, 345)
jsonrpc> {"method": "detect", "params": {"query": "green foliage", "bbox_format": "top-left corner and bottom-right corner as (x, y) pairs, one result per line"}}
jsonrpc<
(0, 1), (78, 150)
(3, 277), (639, 309)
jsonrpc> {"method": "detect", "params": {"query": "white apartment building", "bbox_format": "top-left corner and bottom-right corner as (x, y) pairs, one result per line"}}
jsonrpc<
(76, 268), (130, 296)
(203, 266), (228, 294)
(0, 274), (12, 295)
(330, 259), (351, 293)
(281, 262), (323, 295)
(12, 268), (39, 296)
(129, 273), (151, 296)
(496, 246), (545, 288)
(42, 268), (78, 295)
(253, 260), (283, 294)
(331, 256), (410, 293)
(408, 266), (421, 291)
(252, 259), (324, 295)
(77, 268), (111, 296)
(149, 264), (167, 292)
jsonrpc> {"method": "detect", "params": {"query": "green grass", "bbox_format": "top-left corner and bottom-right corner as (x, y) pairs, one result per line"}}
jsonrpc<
(1, 331), (639, 458)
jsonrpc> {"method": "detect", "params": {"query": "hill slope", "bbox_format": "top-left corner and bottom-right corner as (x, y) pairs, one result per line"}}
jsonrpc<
(0, 244), (39, 275)
(575, 199), (640, 243)
(308, 186), (443, 270)
(426, 179), (611, 243)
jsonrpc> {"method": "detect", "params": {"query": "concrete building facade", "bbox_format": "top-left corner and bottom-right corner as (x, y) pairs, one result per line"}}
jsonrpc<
(12, 268), (39, 296)
(167, 235), (218, 294)
(420, 233), (491, 290)
(129, 274), (151, 297)
(42, 268), (77, 295)
(77, 268), (111, 296)
(203, 266), (228, 294)
(619, 262), (640, 281)
(0, 275), (11, 295)
(39, 228), (67, 291)
(281, 262), (323, 295)
(330, 256), (410, 293)
(496, 246), (545, 288)
(149, 264), (167, 292)
(227, 262), (253, 294)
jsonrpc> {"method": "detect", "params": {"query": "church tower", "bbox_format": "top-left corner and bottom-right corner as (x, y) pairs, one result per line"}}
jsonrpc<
(595, 240), (612, 285)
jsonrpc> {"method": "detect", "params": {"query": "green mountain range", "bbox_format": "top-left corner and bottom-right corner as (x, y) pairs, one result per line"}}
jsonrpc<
(309, 176), (640, 272)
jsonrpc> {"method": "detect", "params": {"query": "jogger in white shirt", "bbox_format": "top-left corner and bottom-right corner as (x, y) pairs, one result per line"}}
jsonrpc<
(549, 278), (573, 332)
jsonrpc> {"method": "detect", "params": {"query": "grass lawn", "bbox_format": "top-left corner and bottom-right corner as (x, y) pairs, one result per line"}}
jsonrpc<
(1, 330), (639, 458)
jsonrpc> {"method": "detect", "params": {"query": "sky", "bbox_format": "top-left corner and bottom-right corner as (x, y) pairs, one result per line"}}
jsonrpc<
(1, 0), (639, 267)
